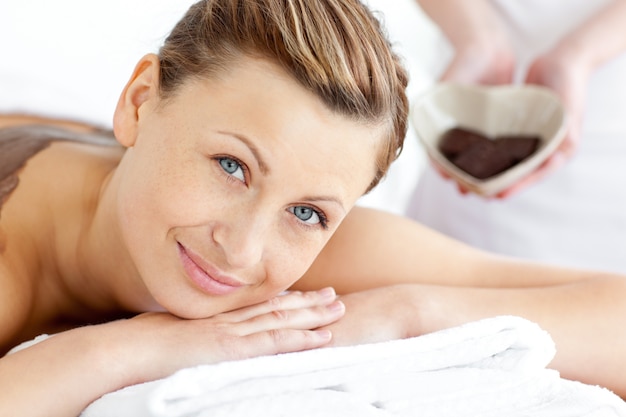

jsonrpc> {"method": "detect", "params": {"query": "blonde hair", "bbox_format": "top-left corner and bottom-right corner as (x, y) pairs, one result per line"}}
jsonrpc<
(159, 0), (408, 192)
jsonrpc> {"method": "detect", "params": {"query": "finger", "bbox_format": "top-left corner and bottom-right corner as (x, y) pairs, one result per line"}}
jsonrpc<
(235, 300), (345, 336)
(220, 288), (338, 323)
(556, 135), (578, 159)
(235, 328), (334, 359)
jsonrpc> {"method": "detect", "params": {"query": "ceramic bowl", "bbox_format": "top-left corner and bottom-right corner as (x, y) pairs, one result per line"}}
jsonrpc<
(410, 83), (567, 197)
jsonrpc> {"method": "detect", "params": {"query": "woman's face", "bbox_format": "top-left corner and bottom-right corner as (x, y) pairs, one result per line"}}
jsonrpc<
(114, 57), (382, 318)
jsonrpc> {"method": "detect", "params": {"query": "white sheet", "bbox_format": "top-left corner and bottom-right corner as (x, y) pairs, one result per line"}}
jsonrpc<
(80, 316), (626, 417)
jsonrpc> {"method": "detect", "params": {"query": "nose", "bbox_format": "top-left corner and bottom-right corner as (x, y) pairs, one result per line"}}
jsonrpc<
(211, 210), (266, 270)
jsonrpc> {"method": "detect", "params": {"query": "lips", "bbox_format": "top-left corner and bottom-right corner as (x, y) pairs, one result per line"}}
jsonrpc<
(177, 242), (245, 296)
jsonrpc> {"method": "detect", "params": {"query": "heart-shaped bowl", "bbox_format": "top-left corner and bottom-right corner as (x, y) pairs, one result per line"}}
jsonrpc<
(410, 82), (567, 197)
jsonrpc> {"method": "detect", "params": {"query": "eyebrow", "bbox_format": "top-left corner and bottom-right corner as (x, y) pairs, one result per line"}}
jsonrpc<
(219, 130), (270, 175)
(302, 195), (347, 214)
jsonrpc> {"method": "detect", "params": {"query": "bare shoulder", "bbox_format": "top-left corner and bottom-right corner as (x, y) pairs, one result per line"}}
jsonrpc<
(293, 206), (489, 292)
(0, 123), (122, 213)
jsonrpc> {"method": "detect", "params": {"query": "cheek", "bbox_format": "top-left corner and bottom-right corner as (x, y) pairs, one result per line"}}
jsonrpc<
(118, 150), (216, 227)
(114, 166), (202, 276)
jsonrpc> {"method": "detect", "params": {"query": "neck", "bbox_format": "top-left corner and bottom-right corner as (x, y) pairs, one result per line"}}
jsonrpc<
(73, 154), (162, 315)
(47, 145), (160, 325)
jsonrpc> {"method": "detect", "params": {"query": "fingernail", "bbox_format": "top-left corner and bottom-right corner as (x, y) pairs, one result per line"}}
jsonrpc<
(318, 287), (336, 298)
(315, 330), (332, 341)
(327, 300), (345, 313)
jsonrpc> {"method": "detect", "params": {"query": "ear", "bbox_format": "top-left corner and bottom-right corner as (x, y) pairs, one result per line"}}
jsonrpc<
(113, 53), (161, 147)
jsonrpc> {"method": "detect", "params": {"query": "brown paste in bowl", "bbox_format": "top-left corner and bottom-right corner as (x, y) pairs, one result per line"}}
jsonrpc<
(438, 127), (541, 179)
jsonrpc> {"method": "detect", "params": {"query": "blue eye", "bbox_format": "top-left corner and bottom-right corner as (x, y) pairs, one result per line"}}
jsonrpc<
(289, 206), (327, 228)
(219, 157), (245, 182)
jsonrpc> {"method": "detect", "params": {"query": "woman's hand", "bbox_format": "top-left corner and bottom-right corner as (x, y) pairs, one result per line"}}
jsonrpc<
(123, 288), (346, 376)
(316, 285), (419, 347)
(0, 289), (345, 417)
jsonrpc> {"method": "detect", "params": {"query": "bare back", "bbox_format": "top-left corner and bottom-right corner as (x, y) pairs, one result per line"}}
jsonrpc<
(0, 116), (124, 352)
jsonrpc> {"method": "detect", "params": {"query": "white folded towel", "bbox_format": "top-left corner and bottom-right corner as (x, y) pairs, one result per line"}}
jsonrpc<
(81, 316), (626, 417)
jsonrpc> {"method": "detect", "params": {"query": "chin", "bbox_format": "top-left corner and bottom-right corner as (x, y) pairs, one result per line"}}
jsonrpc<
(157, 296), (235, 320)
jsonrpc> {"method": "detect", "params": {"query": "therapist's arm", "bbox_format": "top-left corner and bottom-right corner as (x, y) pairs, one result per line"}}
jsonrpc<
(414, 0), (514, 84)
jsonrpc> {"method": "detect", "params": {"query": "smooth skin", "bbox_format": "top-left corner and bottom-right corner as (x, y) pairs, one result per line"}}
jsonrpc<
(415, 0), (626, 197)
(2, 53), (626, 416)
(295, 207), (626, 396)
(0, 54), (379, 416)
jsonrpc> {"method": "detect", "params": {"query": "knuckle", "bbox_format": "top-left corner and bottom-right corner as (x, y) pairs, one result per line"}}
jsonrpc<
(214, 321), (235, 333)
(267, 296), (282, 309)
(302, 290), (318, 300)
(267, 328), (286, 345)
(300, 329), (317, 345)
(271, 309), (289, 321)
(222, 336), (253, 361)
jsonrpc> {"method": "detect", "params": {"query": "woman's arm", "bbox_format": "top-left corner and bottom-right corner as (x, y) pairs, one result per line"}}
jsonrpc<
(406, 276), (626, 395)
(296, 207), (626, 396)
(318, 277), (626, 397)
(0, 290), (344, 417)
(297, 206), (592, 291)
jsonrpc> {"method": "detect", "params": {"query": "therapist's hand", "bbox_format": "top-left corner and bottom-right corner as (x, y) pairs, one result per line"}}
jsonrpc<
(494, 50), (589, 199)
(436, 45), (582, 199)
(440, 36), (515, 86)
(495, 38), (592, 198)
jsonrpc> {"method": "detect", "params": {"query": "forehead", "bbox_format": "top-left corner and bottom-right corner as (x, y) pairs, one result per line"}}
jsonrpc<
(162, 57), (384, 202)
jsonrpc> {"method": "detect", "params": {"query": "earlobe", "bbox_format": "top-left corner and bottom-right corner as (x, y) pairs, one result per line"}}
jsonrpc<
(113, 54), (161, 147)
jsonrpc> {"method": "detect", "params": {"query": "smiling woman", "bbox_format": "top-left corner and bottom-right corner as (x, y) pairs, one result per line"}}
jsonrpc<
(111, 56), (384, 319)
(0, 0), (408, 415)
(3, 0), (626, 415)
